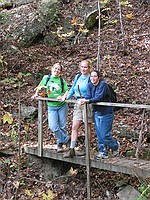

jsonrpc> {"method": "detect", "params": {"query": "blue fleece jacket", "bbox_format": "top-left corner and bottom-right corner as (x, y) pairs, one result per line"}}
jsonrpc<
(86, 80), (114, 115)
(67, 74), (90, 100)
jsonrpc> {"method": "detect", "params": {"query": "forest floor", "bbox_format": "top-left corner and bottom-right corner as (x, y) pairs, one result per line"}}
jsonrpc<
(0, 0), (150, 199)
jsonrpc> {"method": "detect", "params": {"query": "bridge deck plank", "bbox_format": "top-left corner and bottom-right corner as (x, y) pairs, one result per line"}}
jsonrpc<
(24, 144), (150, 178)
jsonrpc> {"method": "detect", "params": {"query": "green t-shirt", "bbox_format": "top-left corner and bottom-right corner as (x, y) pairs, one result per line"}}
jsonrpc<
(39, 75), (68, 107)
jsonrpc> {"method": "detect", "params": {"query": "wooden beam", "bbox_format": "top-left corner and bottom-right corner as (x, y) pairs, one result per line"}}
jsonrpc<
(38, 100), (43, 157)
(84, 104), (91, 200)
(36, 97), (150, 110)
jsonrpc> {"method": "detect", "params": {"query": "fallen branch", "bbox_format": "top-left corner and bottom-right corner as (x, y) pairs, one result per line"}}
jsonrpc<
(97, 0), (101, 70)
(135, 109), (145, 159)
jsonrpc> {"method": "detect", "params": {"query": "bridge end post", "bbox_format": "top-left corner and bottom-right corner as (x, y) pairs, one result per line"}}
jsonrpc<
(84, 103), (91, 200)
(38, 100), (43, 157)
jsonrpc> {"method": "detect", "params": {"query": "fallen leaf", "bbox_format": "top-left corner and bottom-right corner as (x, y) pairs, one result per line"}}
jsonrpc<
(3, 112), (13, 124)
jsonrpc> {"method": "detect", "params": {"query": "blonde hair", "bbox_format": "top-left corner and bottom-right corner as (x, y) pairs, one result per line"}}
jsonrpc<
(79, 60), (90, 68)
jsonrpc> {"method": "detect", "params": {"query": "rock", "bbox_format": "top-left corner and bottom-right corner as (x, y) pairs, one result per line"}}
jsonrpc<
(41, 0), (59, 5)
(21, 104), (37, 118)
(44, 33), (60, 46)
(85, 10), (99, 30)
(117, 185), (145, 200)
(84, 0), (109, 30)
(7, 0), (61, 47)
(27, 154), (71, 180)
(115, 180), (129, 191)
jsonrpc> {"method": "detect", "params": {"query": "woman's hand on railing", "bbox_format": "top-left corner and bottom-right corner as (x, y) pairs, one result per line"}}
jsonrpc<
(31, 94), (38, 99)
(78, 98), (89, 105)
(57, 95), (66, 101)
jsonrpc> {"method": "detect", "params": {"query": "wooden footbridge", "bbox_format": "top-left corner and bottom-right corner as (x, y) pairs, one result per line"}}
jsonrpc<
(24, 97), (150, 200)
(24, 143), (150, 178)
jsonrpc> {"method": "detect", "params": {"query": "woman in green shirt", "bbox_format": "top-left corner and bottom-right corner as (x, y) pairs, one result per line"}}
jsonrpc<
(31, 63), (70, 152)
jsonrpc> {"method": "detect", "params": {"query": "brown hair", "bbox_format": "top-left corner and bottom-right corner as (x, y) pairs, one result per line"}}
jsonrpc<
(91, 70), (102, 78)
(53, 63), (62, 71)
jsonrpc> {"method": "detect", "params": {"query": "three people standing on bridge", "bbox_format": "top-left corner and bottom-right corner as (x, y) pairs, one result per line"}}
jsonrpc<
(31, 63), (70, 153)
(31, 61), (120, 159)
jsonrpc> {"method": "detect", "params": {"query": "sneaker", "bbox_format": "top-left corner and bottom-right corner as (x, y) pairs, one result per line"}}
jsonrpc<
(95, 152), (108, 159)
(75, 148), (86, 156)
(57, 143), (63, 153)
(113, 141), (120, 156)
(63, 148), (75, 158)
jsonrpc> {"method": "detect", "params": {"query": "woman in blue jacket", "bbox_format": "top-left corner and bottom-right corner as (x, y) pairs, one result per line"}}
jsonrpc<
(78, 70), (120, 159)
(63, 60), (93, 158)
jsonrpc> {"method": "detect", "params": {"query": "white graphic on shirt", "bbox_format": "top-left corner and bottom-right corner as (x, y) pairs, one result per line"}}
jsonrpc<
(49, 82), (60, 92)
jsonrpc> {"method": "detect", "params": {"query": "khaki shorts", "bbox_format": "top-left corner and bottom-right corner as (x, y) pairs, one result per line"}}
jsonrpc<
(73, 103), (93, 123)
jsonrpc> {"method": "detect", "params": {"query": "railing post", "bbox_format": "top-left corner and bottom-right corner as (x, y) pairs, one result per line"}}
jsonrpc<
(84, 103), (91, 200)
(38, 99), (43, 157)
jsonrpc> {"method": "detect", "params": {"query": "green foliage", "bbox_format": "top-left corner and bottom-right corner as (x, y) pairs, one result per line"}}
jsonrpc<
(20, 180), (25, 186)
(0, 72), (31, 87)
(0, 54), (7, 65)
(100, 0), (111, 7)
(24, 184), (55, 198)
(0, 158), (11, 165)
(17, 72), (32, 87)
(1, 77), (18, 83)
(10, 162), (18, 169)
(17, 72), (32, 79)
(104, 54), (111, 60)
(136, 183), (150, 200)
(0, 0), (7, 2)
(38, 5), (60, 26)
(25, 189), (33, 197)
(107, 19), (118, 25)
(46, 7), (60, 25)
(120, 1), (132, 7)
(42, 189), (56, 200)
(11, 124), (19, 142)
(0, 10), (10, 26)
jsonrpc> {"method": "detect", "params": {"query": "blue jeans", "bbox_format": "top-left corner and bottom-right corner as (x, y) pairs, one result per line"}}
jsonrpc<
(48, 104), (69, 145)
(94, 112), (118, 155)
